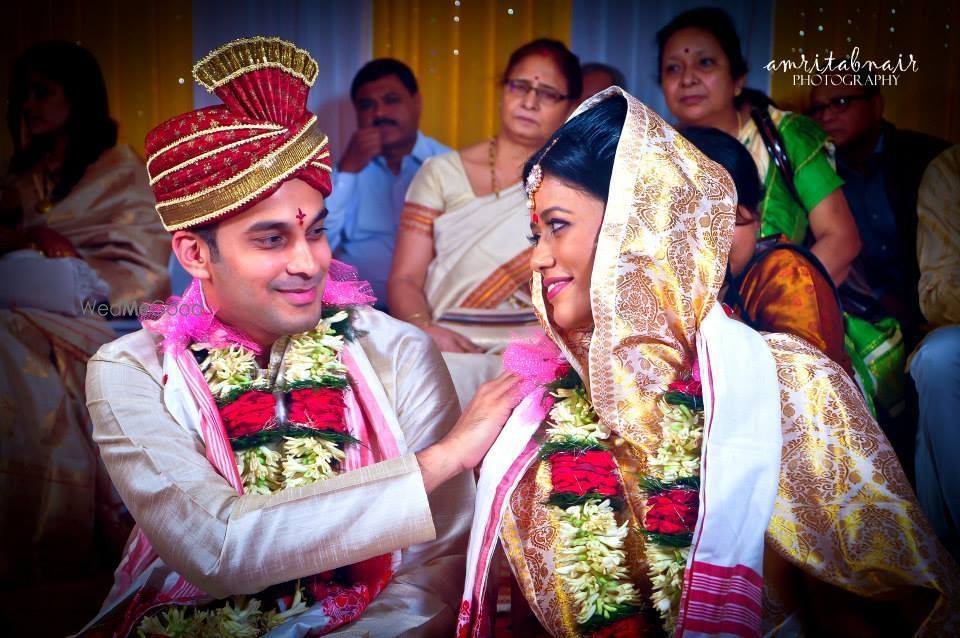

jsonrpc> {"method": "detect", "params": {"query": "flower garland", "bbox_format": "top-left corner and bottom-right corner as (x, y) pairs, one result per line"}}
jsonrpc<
(538, 365), (704, 637)
(638, 373), (704, 634)
(138, 588), (309, 637)
(540, 376), (643, 634)
(197, 310), (356, 494)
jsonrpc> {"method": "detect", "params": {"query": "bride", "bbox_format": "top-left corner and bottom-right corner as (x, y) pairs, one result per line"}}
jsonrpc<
(456, 89), (957, 637)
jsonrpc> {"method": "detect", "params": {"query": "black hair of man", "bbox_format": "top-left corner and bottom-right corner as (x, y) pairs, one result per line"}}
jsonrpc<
(581, 62), (628, 92)
(350, 58), (419, 102)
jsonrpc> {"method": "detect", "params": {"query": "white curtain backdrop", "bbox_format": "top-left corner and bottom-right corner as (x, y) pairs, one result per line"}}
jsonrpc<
(192, 0), (373, 161)
(570, 0), (774, 125)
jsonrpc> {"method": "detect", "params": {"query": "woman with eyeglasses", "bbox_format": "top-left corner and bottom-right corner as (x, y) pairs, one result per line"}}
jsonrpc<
(657, 8), (861, 285)
(388, 38), (581, 406)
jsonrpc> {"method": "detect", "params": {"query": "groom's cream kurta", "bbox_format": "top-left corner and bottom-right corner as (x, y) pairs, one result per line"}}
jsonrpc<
(84, 306), (474, 637)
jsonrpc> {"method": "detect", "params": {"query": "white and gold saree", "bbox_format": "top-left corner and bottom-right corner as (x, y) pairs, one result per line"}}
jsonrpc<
(401, 152), (539, 406)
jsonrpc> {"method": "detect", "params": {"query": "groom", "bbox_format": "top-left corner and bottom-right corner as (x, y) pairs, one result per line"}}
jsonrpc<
(77, 37), (517, 637)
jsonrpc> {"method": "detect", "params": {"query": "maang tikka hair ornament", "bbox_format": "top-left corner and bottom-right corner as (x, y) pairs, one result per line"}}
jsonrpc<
(525, 137), (560, 215)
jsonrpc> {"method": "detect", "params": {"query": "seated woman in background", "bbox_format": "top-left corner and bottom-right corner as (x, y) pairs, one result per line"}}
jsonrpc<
(656, 7), (860, 284)
(681, 126), (853, 377)
(0, 41), (169, 636)
(457, 90), (957, 638)
(388, 39), (581, 407)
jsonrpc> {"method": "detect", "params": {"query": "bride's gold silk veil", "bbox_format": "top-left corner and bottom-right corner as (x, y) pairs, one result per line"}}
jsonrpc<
(502, 87), (957, 636)
(532, 88), (734, 456)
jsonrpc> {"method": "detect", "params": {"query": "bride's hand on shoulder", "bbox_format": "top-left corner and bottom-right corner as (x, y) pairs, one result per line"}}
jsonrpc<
(416, 372), (521, 492)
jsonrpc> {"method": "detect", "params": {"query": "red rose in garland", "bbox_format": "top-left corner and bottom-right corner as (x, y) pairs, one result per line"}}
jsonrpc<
(644, 488), (698, 535)
(589, 613), (650, 638)
(550, 450), (621, 497)
(668, 378), (702, 397)
(287, 387), (348, 433)
(221, 390), (276, 438)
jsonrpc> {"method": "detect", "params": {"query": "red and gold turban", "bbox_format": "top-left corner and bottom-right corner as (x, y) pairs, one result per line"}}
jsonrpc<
(145, 37), (332, 231)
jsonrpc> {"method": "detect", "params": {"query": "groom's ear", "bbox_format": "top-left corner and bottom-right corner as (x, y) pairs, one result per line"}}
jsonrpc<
(172, 229), (217, 281)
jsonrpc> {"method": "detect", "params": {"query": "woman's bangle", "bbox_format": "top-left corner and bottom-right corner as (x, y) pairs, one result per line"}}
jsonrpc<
(403, 312), (432, 327)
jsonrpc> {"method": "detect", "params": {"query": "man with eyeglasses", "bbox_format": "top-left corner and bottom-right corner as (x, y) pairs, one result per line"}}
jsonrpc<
(325, 59), (448, 311)
(808, 75), (949, 351)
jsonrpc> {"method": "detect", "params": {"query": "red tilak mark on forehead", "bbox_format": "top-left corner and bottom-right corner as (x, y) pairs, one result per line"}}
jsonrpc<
(296, 209), (306, 226)
(531, 213), (539, 224)
(684, 48), (690, 53)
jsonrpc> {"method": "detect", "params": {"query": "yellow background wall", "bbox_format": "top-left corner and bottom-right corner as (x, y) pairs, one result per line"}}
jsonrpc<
(372, 0), (573, 149)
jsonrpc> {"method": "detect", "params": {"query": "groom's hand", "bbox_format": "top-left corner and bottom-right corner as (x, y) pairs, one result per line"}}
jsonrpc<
(416, 372), (521, 493)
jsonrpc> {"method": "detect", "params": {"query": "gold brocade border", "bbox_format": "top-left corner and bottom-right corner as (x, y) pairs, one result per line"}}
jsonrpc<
(157, 115), (319, 209)
(149, 128), (286, 185)
(461, 247), (533, 309)
(146, 123), (285, 173)
(158, 117), (329, 230)
(193, 36), (318, 91)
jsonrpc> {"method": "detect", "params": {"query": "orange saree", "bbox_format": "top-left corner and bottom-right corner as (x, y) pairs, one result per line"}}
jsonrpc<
(725, 235), (853, 377)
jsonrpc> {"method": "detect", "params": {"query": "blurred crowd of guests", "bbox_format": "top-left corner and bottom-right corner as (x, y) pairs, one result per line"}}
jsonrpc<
(1, 7), (957, 635)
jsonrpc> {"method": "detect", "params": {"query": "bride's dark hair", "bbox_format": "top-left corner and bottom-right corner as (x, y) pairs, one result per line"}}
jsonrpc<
(522, 95), (627, 204)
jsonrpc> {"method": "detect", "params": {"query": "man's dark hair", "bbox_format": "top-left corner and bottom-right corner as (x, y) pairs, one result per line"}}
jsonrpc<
(350, 58), (418, 101)
(824, 67), (882, 98)
(192, 223), (220, 261)
(656, 7), (748, 85)
(523, 95), (628, 204)
(581, 62), (628, 92)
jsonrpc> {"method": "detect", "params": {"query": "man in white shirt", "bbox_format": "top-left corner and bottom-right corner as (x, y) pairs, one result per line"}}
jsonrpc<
(325, 59), (448, 309)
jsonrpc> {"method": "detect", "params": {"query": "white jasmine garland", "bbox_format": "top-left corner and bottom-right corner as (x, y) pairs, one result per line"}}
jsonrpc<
(646, 543), (689, 617)
(138, 607), (205, 636)
(284, 312), (349, 384)
(648, 399), (703, 482)
(199, 344), (260, 400)
(545, 386), (611, 441)
(261, 587), (309, 629)
(281, 436), (345, 488)
(543, 375), (704, 633)
(200, 314), (353, 497)
(237, 445), (283, 495)
(546, 388), (640, 629)
(555, 500), (640, 624)
(216, 597), (262, 638)
(643, 393), (704, 632)
(138, 588), (310, 637)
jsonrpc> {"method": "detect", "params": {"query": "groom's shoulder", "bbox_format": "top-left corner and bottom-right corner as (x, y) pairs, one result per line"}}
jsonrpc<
(90, 328), (163, 376)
